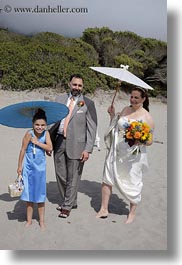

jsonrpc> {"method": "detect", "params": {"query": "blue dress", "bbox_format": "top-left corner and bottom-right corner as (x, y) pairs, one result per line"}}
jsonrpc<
(20, 130), (46, 203)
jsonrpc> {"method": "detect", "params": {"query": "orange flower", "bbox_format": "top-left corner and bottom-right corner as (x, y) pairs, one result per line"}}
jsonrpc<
(143, 127), (150, 133)
(77, 100), (85, 107)
(134, 131), (141, 139)
(126, 131), (133, 139)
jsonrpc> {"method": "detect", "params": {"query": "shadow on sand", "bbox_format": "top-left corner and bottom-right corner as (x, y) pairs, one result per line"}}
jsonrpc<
(1, 179), (129, 223)
(1, 193), (41, 223)
(46, 179), (129, 216)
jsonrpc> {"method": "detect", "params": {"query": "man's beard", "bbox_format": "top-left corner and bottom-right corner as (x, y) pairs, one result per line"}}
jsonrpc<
(71, 89), (81, 97)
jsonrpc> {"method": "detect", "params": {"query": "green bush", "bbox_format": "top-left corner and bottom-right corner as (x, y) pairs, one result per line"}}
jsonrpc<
(0, 28), (167, 97)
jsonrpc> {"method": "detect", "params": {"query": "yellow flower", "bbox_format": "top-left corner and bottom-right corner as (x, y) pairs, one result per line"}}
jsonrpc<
(130, 121), (138, 128)
(141, 135), (147, 141)
(148, 133), (152, 141)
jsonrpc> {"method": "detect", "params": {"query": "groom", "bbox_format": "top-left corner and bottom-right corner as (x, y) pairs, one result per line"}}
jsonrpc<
(52, 74), (97, 218)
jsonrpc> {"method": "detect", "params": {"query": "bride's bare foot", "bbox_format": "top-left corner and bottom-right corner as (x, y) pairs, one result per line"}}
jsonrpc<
(96, 210), (108, 219)
(25, 221), (32, 228)
(39, 222), (46, 231)
(125, 213), (135, 224)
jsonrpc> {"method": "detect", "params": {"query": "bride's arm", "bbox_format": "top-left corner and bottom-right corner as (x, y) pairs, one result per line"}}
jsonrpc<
(107, 105), (115, 121)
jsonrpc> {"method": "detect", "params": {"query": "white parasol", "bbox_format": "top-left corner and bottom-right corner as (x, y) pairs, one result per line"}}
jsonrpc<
(90, 64), (153, 106)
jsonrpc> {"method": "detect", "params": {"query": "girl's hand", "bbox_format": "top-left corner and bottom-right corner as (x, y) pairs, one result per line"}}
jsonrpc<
(17, 168), (22, 175)
(46, 151), (52, 157)
(31, 136), (38, 145)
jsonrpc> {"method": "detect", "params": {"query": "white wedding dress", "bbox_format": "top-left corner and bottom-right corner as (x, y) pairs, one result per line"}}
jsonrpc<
(102, 115), (149, 204)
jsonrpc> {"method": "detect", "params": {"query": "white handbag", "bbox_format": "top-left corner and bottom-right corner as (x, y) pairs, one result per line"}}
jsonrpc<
(8, 175), (24, 197)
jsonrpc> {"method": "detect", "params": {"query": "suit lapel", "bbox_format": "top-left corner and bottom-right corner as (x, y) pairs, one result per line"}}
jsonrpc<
(70, 95), (84, 120)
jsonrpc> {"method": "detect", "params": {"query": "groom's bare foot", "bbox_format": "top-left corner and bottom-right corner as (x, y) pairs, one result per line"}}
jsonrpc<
(125, 213), (135, 224)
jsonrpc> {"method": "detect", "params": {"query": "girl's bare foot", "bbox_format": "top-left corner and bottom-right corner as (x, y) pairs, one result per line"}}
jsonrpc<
(125, 213), (135, 224)
(25, 221), (32, 228)
(96, 210), (108, 219)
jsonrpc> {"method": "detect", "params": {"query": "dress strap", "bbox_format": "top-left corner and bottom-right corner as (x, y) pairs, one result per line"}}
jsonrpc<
(29, 129), (34, 137)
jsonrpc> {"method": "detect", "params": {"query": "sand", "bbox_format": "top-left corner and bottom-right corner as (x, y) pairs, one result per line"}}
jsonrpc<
(0, 88), (167, 250)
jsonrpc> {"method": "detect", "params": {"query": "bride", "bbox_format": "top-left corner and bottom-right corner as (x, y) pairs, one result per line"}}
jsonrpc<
(96, 87), (155, 224)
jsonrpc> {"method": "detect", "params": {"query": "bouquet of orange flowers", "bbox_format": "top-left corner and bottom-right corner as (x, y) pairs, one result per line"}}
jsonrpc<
(123, 120), (152, 147)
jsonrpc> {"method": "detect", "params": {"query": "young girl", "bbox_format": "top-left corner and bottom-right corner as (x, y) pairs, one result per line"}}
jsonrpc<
(17, 108), (52, 230)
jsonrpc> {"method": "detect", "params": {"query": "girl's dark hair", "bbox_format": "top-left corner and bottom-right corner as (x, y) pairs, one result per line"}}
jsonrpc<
(32, 108), (47, 123)
(132, 87), (150, 112)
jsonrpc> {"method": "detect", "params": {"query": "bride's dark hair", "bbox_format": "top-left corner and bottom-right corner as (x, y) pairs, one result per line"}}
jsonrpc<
(132, 87), (149, 112)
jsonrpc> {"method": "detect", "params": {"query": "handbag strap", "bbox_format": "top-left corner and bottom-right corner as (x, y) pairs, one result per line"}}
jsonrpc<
(16, 175), (23, 188)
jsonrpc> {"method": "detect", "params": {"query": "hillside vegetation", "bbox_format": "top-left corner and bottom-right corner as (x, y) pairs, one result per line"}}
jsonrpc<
(0, 27), (167, 97)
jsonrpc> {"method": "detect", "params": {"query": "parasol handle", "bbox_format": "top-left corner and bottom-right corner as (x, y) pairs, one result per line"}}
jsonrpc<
(111, 90), (117, 107)
(111, 81), (121, 107)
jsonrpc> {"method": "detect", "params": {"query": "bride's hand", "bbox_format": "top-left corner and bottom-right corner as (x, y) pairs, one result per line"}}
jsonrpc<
(108, 105), (115, 117)
(135, 140), (143, 146)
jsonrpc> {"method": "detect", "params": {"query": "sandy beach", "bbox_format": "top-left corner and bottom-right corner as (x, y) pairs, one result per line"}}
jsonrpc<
(0, 88), (167, 250)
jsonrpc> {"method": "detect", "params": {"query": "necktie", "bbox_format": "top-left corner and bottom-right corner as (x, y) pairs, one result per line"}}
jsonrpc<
(63, 97), (74, 137)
